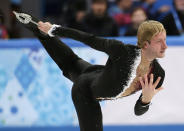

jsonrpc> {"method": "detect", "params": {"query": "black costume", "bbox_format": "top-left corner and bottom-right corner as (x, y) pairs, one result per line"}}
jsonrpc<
(16, 13), (165, 131)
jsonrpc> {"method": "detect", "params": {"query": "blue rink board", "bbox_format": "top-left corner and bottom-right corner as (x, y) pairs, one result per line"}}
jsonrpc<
(0, 125), (184, 131)
(0, 36), (184, 49)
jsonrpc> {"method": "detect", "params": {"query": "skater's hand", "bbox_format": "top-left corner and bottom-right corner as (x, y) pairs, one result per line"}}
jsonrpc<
(139, 74), (163, 104)
(38, 21), (52, 34)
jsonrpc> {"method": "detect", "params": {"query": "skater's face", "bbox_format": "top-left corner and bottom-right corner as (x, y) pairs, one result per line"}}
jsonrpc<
(143, 31), (167, 58)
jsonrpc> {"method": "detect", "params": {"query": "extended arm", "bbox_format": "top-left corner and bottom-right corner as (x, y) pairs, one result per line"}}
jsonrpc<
(38, 21), (125, 56)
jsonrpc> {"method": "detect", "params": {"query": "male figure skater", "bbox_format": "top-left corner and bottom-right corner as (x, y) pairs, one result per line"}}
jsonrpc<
(14, 12), (167, 131)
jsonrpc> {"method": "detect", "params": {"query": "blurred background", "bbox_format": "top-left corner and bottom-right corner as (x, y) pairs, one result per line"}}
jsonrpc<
(0, 0), (184, 131)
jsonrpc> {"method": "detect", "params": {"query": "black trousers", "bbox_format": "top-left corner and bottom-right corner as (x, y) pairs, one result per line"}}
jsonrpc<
(35, 32), (103, 131)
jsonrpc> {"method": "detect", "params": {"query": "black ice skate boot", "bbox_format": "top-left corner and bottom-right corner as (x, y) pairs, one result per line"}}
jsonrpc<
(13, 11), (48, 39)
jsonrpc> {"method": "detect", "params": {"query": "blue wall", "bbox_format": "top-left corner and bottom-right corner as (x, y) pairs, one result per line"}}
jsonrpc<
(1, 36), (184, 48)
(1, 125), (184, 131)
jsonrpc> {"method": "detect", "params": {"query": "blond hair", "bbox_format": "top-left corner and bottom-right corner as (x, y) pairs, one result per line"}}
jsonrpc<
(137, 20), (166, 48)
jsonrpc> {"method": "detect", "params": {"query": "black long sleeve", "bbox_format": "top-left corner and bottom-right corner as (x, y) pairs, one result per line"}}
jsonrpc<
(52, 26), (125, 56)
(134, 94), (150, 116)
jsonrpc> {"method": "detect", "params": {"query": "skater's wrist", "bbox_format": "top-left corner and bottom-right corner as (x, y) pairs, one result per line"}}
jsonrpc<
(48, 24), (61, 37)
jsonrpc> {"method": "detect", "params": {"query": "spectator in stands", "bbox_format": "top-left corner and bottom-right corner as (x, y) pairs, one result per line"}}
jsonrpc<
(108, 0), (133, 27)
(161, 0), (184, 36)
(82, 0), (118, 36)
(141, 0), (170, 20)
(71, 9), (86, 30)
(0, 9), (9, 39)
(63, 0), (87, 28)
(107, 0), (117, 8)
(9, 2), (21, 38)
(124, 7), (147, 36)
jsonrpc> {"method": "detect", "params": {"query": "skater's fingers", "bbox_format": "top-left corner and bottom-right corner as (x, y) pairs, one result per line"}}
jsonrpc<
(45, 22), (52, 26)
(38, 21), (45, 28)
(38, 21), (43, 25)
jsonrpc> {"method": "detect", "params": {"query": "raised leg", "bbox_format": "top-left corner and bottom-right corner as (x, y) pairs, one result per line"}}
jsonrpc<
(15, 12), (91, 82)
